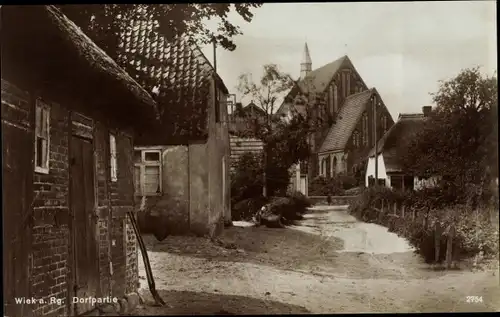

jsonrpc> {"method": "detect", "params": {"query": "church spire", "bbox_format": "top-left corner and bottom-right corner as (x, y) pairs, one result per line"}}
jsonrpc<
(300, 42), (312, 79)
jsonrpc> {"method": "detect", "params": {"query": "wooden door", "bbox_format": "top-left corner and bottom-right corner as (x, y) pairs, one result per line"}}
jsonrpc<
(2, 122), (33, 317)
(70, 136), (99, 315)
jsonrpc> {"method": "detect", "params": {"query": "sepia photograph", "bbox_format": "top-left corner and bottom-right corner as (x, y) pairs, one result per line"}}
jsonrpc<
(1, 2), (498, 316)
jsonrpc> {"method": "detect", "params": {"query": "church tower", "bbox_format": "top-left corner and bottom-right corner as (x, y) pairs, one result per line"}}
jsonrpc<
(300, 42), (312, 79)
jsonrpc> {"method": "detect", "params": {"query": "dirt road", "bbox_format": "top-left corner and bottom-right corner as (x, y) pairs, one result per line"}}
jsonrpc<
(134, 206), (499, 314)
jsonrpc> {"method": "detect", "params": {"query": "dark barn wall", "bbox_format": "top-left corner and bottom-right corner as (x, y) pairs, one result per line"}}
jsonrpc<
(1, 79), (139, 317)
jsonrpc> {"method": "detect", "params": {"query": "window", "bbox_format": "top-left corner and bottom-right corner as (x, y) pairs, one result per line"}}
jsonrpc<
(352, 130), (360, 147)
(35, 100), (50, 174)
(134, 149), (162, 196)
(328, 85), (334, 115)
(362, 112), (369, 146)
(109, 134), (118, 182)
(346, 72), (351, 96)
(333, 83), (338, 113)
(325, 156), (331, 178)
(341, 71), (351, 98)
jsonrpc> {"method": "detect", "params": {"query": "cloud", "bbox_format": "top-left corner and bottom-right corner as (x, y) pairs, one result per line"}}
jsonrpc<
(201, 1), (497, 116)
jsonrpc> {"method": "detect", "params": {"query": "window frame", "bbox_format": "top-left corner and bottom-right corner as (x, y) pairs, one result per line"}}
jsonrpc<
(352, 130), (360, 148)
(134, 149), (162, 196)
(109, 134), (118, 182)
(34, 99), (50, 174)
(333, 82), (338, 113)
(362, 112), (369, 146)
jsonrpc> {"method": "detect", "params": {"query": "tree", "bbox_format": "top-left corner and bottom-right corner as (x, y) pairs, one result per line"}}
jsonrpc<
(57, 4), (262, 59)
(236, 64), (317, 197)
(400, 67), (498, 204)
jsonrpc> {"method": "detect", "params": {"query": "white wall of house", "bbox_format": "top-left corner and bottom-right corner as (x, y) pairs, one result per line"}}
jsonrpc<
(365, 154), (390, 187)
(288, 163), (308, 196)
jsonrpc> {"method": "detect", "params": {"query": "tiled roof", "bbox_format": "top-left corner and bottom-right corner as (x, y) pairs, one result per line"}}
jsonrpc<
(117, 15), (227, 142)
(319, 89), (373, 153)
(369, 114), (427, 172)
(298, 55), (347, 94)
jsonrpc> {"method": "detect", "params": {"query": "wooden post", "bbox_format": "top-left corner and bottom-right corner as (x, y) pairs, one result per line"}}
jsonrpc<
(412, 209), (416, 221)
(401, 204), (405, 218)
(434, 221), (441, 264)
(446, 224), (455, 269)
(393, 202), (397, 216)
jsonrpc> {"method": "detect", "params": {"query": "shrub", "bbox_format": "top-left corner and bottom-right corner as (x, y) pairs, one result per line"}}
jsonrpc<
(349, 186), (499, 264)
(230, 152), (263, 205)
(344, 186), (363, 196)
(260, 192), (312, 226)
(309, 176), (344, 196)
(232, 196), (269, 221)
(338, 174), (358, 190)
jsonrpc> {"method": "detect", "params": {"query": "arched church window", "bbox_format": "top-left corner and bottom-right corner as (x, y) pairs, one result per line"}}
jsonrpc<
(382, 115), (388, 133)
(362, 112), (369, 146)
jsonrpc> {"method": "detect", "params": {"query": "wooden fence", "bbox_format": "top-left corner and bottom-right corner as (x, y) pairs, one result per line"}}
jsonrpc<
(373, 199), (459, 269)
(308, 195), (359, 206)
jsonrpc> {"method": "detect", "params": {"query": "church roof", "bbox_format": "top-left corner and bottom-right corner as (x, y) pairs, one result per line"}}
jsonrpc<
(319, 89), (374, 153)
(298, 55), (348, 94)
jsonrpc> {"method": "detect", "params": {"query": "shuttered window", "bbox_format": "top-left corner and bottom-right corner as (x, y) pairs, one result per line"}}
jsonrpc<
(34, 100), (50, 174)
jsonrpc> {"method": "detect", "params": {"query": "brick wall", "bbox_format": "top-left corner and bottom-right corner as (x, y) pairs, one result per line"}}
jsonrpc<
(1, 79), (139, 317)
(31, 98), (71, 317)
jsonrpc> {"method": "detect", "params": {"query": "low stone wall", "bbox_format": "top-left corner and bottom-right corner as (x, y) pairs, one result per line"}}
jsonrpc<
(308, 195), (359, 206)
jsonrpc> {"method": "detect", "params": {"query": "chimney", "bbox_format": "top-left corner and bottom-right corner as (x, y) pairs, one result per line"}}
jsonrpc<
(422, 106), (432, 117)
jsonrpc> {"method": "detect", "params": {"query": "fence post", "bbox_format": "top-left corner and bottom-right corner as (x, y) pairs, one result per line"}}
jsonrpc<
(434, 221), (441, 264)
(446, 224), (455, 269)
(401, 204), (405, 218)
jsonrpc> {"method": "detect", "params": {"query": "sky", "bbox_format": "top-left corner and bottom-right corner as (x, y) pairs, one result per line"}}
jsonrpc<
(200, 1), (497, 120)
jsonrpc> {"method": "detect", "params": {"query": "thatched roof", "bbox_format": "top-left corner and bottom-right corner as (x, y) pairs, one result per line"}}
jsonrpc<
(368, 114), (427, 173)
(1, 5), (159, 130)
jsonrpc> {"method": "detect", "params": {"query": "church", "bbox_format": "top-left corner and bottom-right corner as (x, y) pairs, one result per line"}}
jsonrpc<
(277, 43), (395, 188)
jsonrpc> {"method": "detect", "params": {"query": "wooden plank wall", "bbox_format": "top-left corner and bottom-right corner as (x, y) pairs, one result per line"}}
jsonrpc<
(229, 135), (264, 171)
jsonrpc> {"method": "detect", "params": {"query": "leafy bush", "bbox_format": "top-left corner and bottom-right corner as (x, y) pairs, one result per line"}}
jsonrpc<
(232, 196), (269, 221)
(230, 152), (263, 205)
(344, 186), (363, 196)
(260, 191), (312, 226)
(338, 174), (358, 190)
(348, 186), (499, 264)
(308, 176), (344, 196)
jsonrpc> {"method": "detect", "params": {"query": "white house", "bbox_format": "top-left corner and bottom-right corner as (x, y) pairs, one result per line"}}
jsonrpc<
(365, 106), (440, 190)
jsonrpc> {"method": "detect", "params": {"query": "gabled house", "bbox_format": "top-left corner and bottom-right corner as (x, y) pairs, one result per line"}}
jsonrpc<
(365, 106), (439, 190)
(277, 43), (394, 188)
(229, 101), (267, 135)
(2, 5), (158, 317)
(117, 14), (231, 238)
(318, 88), (394, 180)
